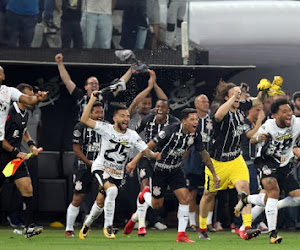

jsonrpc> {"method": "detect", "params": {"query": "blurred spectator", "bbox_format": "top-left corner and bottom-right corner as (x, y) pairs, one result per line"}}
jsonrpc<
(147, 0), (160, 50)
(5, 0), (39, 47)
(240, 82), (250, 101)
(0, 0), (6, 46)
(165, 0), (187, 49)
(61, 0), (83, 48)
(120, 0), (148, 49)
(292, 91), (300, 117)
(41, 0), (59, 32)
(81, 0), (115, 49)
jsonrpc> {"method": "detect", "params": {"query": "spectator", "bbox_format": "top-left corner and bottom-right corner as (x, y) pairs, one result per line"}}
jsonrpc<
(61, 0), (83, 48)
(81, 0), (115, 49)
(0, 0), (6, 46)
(120, 0), (148, 49)
(292, 91), (300, 117)
(5, 0), (39, 47)
(41, 0), (59, 32)
(147, 0), (160, 50)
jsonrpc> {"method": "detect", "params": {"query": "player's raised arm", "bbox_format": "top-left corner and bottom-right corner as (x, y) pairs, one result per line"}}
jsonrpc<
(55, 53), (76, 94)
(19, 90), (48, 105)
(80, 91), (100, 129)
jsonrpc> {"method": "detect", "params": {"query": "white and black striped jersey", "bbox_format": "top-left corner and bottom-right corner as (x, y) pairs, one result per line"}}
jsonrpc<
(72, 122), (101, 170)
(256, 115), (300, 167)
(92, 121), (148, 179)
(0, 85), (22, 141)
(240, 118), (255, 162)
(209, 100), (252, 162)
(198, 114), (213, 151)
(136, 113), (180, 143)
(1, 102), (28, 162)
(153, 123), (205, 170)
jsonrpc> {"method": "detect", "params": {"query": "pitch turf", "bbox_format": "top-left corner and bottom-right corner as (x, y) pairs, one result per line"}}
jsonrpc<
(0, 227), (300, 250)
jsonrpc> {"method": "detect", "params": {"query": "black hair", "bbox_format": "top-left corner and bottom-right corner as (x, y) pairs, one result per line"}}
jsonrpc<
(91, 101), (103, 111)
(292, 91), (300, 101)
(271, 98), (289, 114)
(16, 83), (33, 94)
(156, 98), (169, 107)
(112, 103), (128, 116)
(181, 108), (197, 120)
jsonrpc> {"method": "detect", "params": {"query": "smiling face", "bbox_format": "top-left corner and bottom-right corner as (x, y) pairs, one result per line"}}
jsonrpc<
(183, 112), (199, 134)
(113, 108), (130, 132)
(84, 77), (100, 96)
(155, 100), (169, 123)
(90, 105), (103, 121)
(274, 104), (293, 128)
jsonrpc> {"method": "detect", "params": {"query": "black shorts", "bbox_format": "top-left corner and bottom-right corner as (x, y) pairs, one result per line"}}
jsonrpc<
(186, 173), (204, 191)
(258, 163), (300, 194)
(73, 169), (93, 194)
(151, 167), (187, 199)
(0, 160), (30, 187)
(137, 157), (154, 182)
(93, 170), (124, 192)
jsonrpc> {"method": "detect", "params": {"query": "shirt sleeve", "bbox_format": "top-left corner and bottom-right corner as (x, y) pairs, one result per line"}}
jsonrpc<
(132, 131), (148, 152)
(9, 87), (22, 102)
(93, 121), (108, 136)
(244, 119), (252, 134)
(71, 87), (85, 102)
(72, 123), (83, 144)
(153, 125), (172, 146)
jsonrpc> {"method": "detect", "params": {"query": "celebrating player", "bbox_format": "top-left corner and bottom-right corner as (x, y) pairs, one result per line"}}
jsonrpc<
(78, 91), (160, 240)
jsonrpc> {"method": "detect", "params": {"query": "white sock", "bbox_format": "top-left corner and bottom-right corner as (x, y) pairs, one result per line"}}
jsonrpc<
(207, 211), (213, 225)
(240, 205), (266, 230)
(189, 211), (196, 226)
(137, 196), (149, 229)
(265, 198), (278, 232)
(247, 193), (266, 206)
(65, 203), (80, 231)
(85, 202), (104, 227)
(177, 204), (189, 233)
(104, 187), (118, 228)
(144, 192), (152, 208)
(278, 196), (300, 209)
(166, 30), (175, 47)
(131, 212), (138, 222)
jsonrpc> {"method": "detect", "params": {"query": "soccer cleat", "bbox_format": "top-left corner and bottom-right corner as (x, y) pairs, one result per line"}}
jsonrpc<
(214, 221), (223, 231)
(242, 228), (261, 240)
(207, 224), (216, 233)
(269, 230), (282, 244)
(65, 231), (74, 238)
(24, 224), (43, 238)
(257, 222), (269, 233)
(188, 225), (197, 232)
(124, 216), (136, 235)
(79, 224), (89, 240)
(112, 226), (119, 235)
(176, 233), (195, 243)
(152, 222), (167, 231)
(103, 226), (116, 239)
(198, 231), (211, 240)
(234, 191), (248, 217)
(7, 216), (25, 228)
(138, 186), (150, 204)
(138, 227), (147, 237)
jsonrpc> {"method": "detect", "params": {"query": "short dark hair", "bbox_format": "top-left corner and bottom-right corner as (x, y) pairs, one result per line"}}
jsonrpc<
(156, 98), (169, 107)
(271, 98), (289, 114)
(91, 101), (102, 112)
(292, 91), (300, 101)
(16, 83), (33, 94)
(112, 103), (128, 116)
(145, 94), (152, 99)
(181, 108), (197, 120)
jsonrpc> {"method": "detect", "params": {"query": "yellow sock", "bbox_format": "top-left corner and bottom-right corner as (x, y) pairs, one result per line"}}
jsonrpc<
(242, 213), (252, 228)
(199, 216), (207, 230)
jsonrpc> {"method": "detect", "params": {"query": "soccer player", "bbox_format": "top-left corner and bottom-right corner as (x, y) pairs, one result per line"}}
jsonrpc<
(0, 66), (48, 148)
(235, 98), (300, 244)
(124, 98), (179, 236)
(0, 83), (43, 238)
(55, 53), (132, 122)
(198, 81), (267, 240)
(64, 102), (103, 237)
(78, 91), (160, 239)
(126, 108), (220, 243)
(183, 94), (215, 232)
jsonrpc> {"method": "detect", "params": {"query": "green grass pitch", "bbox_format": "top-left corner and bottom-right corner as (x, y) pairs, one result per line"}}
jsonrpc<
(0, 227), (300, 250)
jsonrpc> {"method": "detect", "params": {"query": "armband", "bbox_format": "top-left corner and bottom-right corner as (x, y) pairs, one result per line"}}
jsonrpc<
(11, 147), (20, 157)
(27, 140), (36, 147)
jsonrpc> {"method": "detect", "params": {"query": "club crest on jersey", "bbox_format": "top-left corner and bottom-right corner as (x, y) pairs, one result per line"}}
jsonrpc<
(0, 89), (9, 101)
(139, 168), (146, 179)
(206, 120), (213, 130)
(262, 165), (272, 176)
(158, 131), (166, 139)
(153, 186), (161, 196)
(75, 181), (83, 191)
(238, 112), (244, 122)
(187, 136), (194, 146)
(73, 130), (81, 137)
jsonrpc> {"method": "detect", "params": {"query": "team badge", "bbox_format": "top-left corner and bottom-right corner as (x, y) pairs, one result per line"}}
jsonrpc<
(152, 186), (161, 197)
(206, 120), (213, 130)
(158, 131), (166, 139)
(73, 130), (81, 137)
(139, 168), (146, 179)
(75, 181), (83, 191)
(187, 136), (194, 146)
(239, 112), (244, 122)
(262, 165), (272, 176)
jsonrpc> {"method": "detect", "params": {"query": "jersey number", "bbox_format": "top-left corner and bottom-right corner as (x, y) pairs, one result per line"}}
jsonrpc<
(104, 140), (128, 164)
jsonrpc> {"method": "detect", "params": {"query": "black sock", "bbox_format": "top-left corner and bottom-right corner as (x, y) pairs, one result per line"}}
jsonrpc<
(22, 196), (33, 228)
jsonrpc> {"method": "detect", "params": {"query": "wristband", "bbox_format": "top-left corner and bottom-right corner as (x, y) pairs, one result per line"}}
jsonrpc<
(11, 147), (20, 157)
(27, 140), (36, 147)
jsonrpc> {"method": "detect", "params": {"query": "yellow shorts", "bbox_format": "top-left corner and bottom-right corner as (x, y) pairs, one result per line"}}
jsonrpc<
(204, 155), (249, 192)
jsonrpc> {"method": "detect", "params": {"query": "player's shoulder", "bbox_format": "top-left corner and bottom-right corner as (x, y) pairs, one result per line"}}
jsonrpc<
(169, 114), (180, 123)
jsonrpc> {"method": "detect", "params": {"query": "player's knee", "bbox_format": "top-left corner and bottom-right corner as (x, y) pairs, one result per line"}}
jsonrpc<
(21, 185), (33, 196)
(106, 186), (118, 200)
